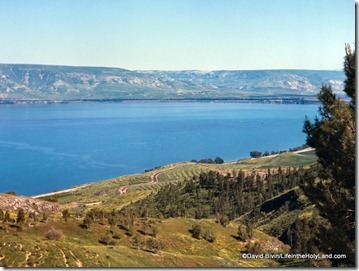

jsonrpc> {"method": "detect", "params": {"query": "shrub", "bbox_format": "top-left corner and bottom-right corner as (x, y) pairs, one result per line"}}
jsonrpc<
(219, 215), (229, 227)
(151, 226), (158, 238)
(6, 191), (16, 195)
(203, 230), (216, 243)
(62, 209), (70, 221)
(45, 228), (64, 240)
(146, 238), (164, 253)
(112, 231), (121, 240)
(81, 216), (91, 229)
(45, 197), (58, 203)
(245, 241), (262, 254)
(41, 212), (49, 222)
(99, 234), (112, 245)
(132, 234), (144, 250)
(237, 224), (248, 241)
(16, 208), (26, 225)
(191, 223), (202, 239)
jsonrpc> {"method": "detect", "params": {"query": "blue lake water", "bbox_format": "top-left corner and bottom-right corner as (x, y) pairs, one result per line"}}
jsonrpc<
(0, 102), (318, 196)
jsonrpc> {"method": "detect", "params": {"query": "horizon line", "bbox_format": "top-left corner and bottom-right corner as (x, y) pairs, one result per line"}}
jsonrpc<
(0, 62), (343, 72)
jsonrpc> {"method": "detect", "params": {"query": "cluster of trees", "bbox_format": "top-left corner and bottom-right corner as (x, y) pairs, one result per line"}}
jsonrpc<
(77, 207), (166, 253)
(0, 208), (52, 230)
(249, 144), (309, 158)
(301, 45), (355, 267)
(123, 167), (306, 221)
(190, 223), (216, 242)
(191, 156), (224, 164)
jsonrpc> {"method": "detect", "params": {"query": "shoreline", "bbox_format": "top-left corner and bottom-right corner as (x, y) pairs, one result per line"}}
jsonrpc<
(31, 184), (90, 199)
(30, 148), (315, 199)
(0, 97), (320, 105)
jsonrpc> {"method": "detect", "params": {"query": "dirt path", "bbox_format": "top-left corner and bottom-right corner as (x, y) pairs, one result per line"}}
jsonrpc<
(56, 246), (69, 267)
(294, 147), (314, 154)
(118, 186), (130, 194)
(150, 171), (162, 183)
(84, 201), (102, 207)
(118, 164), (186, 195)
(23, 251), (31, 267)
(118, 162), (221, 195)
(68, 249), (83, 267)
(150, 163), (197, 183)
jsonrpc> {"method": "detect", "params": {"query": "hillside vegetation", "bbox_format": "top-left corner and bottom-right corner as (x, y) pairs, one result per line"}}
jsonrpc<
(0, 150), (320, 267)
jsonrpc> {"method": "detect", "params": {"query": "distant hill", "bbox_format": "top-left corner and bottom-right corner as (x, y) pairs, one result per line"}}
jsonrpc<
(0, 64), (345, 102)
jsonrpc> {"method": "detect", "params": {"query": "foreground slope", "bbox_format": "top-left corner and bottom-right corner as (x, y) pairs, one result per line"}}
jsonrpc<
(0, 150), (318, 267)
(0, 216), (290, 267)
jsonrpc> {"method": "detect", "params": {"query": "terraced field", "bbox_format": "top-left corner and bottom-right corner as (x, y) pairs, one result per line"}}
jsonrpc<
(41, 150), (317, 213)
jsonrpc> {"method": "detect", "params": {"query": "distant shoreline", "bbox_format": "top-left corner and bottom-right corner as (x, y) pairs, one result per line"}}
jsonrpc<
(0, 97), (320, 105)
(31, 184), (90, 199)
(30, 148), (315, 199)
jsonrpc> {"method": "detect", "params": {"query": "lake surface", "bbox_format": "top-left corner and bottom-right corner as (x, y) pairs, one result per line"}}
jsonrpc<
(0, 102), (318, 196)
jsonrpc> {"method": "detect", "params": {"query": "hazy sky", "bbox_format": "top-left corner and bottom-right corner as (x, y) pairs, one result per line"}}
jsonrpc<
(0, 0), (355, 70)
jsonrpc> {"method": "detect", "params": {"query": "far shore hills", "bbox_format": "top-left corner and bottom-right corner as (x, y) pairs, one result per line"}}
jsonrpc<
(0, 64), (345, 103)
(0, 97), (321, 105)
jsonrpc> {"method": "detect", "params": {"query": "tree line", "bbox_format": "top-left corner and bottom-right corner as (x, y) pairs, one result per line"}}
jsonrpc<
(122, 167), (306, 222)
(249, 144), (309, 158)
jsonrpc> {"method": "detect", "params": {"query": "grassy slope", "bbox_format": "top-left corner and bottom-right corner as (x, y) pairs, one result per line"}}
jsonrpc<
(0, 217), (289, 267)
(0, 150), (317, 267)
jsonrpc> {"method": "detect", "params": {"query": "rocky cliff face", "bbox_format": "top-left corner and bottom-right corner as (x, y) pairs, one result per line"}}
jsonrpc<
(0, 194), (61, 215)
(0, 64), (345, 100)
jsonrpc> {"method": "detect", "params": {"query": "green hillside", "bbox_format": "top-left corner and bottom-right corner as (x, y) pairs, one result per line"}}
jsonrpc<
(0, 216), (290, 267)
(0, 150), (319, 267)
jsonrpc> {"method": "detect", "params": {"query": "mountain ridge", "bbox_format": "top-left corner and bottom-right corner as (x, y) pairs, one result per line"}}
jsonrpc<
(0, 64), (345, 101)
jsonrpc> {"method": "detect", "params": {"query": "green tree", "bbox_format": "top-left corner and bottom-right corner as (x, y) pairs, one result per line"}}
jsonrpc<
(249, 151), (262, 158)
(245, 220), (253, 239)
(82, 215), (92, 229)
(151, 226), (158, 238)
(28, 211), (37, 222)
(16, 208), (26, 225)
(41, 212), (49, 222)
(219, 215), (229, 227)
(302, 44), (355, 267)
(62, 209), (70, 222)
(3, 210), (10, 223)
(0, 209), (4, 221)
(132, 234), (144, 250)
(99, 233), (112, 246)
(6, 191), (16, 195)
(191, 223), (202, 239)
(203, 229), (216, 243)
(146, 238), (164, 253)
(214, 157), (224, 164)
(237, 224), (248, 241)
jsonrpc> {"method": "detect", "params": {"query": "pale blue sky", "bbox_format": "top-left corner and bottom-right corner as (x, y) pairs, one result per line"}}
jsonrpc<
(0, 0), (355, 70)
